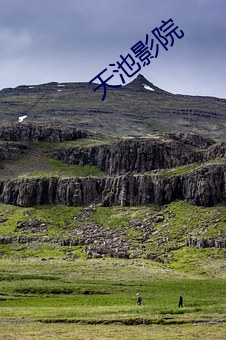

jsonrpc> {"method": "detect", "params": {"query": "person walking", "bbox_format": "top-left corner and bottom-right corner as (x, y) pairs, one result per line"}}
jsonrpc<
(178, 294), (183, 307)
(136, 293), (142, 306)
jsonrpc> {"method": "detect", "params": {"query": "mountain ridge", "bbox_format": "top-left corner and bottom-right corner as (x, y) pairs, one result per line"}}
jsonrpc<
(1, 73), (224, 99)
(0, 74), (225, 140)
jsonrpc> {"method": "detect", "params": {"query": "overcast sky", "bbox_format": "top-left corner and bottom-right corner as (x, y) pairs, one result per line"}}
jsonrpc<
(0, 0), (225, 98)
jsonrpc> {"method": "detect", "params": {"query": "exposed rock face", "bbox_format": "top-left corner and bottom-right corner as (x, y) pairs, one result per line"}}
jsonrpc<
(181, 165), (226, 205)
(0, 128), (225, 208)
(187, 237), (226, 248)
(204, 142), (226, 160)
(52, 138), (203, 175)
(0, 124), (90, 142)
(164, 132), (215, 149)
(16, 218), (48, 233)
(0, 142), (28, 161)
(0, 164), (225, 207)
(0, 237), (13, 244)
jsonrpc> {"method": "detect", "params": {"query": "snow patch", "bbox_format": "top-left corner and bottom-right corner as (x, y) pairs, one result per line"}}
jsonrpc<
(18, 115), (27, 123)
(57, 84), (65, 87)
(143, 84), (155, 91)
(29, 86), (34, 89)
(57, 89), (62, 92)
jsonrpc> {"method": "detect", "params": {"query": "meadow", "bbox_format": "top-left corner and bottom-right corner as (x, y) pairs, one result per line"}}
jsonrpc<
(0, 194), (225, 338)
(0, 257), (225, 339)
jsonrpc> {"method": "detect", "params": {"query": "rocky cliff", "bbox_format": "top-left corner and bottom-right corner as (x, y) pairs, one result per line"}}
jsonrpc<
(204, 142), (226, 160)
(164, 132), (215, 149)
(0, 123), (90, 142)
(0, 125), (225, 208)
(0, 142), (28, 161)
(0, 164), (225, 207)
(52, 137), (204, 175)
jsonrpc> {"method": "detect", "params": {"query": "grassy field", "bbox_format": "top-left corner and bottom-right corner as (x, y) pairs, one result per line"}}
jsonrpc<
(0, 257), (225, 339)
(0, 322), (225, 340)
(0, 198), (225, 338)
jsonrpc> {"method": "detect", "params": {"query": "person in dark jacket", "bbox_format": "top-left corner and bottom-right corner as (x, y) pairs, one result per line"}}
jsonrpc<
(137, 293), (142, 305)
(178, 294), (183, 307)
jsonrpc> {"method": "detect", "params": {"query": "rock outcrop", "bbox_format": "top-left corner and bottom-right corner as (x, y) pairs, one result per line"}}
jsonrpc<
(0, 123), (90, 142)
(0, 216), (225, 259)
(187, 237), (226, 248)
(204, 142), (226, 160)
(0, 164), (225, 207)
(52, 138), (203, 175)
(164, 132), (215, 149)
(0, 142), (28, 161)
(0, 126), (225, 208)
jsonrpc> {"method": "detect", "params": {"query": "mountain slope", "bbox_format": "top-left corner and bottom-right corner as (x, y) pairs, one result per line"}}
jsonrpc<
(0, 75), (226, 140)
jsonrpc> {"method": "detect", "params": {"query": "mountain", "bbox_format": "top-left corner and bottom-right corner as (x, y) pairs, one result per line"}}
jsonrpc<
(0, 124), (225, 263)
(0, 74), (226, 140)
(0, 78), (225, 267)
(0, 74), (225, 333)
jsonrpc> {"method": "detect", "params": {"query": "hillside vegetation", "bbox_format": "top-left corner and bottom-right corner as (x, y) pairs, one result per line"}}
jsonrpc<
(0, 106), (225, 337)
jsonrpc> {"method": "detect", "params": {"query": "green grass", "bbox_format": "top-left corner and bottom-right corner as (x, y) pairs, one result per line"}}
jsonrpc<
(168, 247), (226, 276)
(28, 204), (82, 226)
(0, 204), (82, 236)
(0, 323), (225, 340)
(58, 137), (116, 148)
(0, 201), (225, 276)
(152, 160), (224, 178)
(0, 204), (27, 235)
(0, 140), (105, 179)
(91, 205), (159, 230)
(22, 159), (105, 178)
(0, 256), (225, 337)
(0, 258), (225, 327)
(157, 163), (200, 177)
(90, 202), (226, 272)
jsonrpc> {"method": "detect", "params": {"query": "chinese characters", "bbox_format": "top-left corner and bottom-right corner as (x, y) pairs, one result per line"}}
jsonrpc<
(90, 19), (184, 101)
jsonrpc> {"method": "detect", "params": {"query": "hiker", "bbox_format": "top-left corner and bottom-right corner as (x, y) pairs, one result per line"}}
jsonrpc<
(178, 294), (183, 307)
(136, 293), (142, 305)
